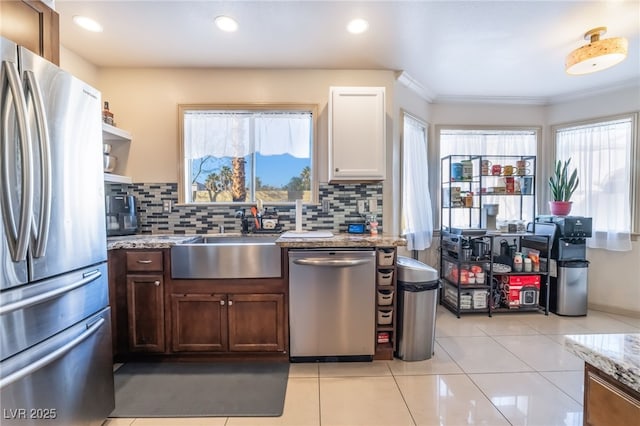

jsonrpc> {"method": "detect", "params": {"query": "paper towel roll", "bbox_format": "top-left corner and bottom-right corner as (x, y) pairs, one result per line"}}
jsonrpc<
(295, 199), (303, 232)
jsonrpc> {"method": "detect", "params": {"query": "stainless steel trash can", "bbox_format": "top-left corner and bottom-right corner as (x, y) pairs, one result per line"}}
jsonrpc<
(556, 260), (589, 316)
(395, 256), (440, 361)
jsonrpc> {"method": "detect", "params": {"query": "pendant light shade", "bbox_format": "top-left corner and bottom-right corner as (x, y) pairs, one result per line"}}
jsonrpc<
(566, 27), (628, 75)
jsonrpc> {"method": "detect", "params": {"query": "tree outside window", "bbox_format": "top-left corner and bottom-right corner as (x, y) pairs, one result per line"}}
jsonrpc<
(180, 106), (315, 204)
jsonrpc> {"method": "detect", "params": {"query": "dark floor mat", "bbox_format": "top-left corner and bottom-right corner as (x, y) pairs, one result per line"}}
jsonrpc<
(110, 362), (289, 417)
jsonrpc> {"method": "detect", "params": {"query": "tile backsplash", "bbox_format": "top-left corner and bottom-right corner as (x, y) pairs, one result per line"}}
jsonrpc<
(106, 182), (383, 235)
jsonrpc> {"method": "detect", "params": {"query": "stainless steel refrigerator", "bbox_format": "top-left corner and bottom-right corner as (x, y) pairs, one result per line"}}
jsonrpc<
(1, 37), (114, 425)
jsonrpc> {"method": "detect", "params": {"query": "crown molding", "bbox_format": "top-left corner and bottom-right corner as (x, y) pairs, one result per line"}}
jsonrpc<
(395, 71), (436, 103)
(548, 78), (640, 104)
(433, 95), (549, 106)
(396, 72), (638, 107)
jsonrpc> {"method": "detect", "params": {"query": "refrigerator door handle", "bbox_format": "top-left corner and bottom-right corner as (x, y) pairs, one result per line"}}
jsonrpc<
(0, 60), (34, 262)
(0, 269), (102, 316)
(0, 317), (105, 389)
(24, 70), (52, 258)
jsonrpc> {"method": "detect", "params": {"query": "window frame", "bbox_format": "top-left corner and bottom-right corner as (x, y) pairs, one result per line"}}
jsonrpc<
(551, 112), (639, 237)
(434, 125), (542, 230)
(400, 110), (433, 251)
(177, 103), (319, 205)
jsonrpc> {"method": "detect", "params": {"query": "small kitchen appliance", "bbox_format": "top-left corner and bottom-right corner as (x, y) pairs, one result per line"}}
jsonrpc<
(441, 228), (488, 260)
(528, 216), (592, 316)
(481, 204), (499, 230)
(106, 195), (138, 236)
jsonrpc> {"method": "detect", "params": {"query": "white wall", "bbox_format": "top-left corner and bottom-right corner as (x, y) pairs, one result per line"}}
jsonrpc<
(59, 46), (100, 88)
(547, 85), (640, 316)
(546, 85), (640, 123)
(96, 68), (396, 185)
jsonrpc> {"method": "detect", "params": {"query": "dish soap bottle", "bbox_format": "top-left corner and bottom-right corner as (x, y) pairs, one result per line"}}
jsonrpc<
(368, 214), (379, 236)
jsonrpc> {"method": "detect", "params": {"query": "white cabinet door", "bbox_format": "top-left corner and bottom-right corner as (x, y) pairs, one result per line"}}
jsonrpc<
(329, 87), (386, 181)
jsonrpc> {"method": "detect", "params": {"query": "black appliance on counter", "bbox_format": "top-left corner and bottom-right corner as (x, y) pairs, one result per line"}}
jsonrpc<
(106, 195), (139, 236)
(441, 227), (490, 261)
(528, 216), (592, 316)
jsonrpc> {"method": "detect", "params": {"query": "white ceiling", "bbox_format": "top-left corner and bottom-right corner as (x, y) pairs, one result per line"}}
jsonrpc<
(56, 0), (640, 104)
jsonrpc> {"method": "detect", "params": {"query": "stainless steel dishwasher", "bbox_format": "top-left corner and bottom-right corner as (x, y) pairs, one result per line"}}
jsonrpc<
(288, 249), (376, 362)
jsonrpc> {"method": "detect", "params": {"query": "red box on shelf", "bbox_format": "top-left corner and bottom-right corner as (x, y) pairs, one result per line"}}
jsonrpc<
(500, 275), (541, 308)
(500, 275), (541, 287)
(377, 332), (390, 344)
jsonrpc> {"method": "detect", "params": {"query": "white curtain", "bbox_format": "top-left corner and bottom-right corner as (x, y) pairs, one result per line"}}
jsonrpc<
(556, 118), (633, 251)
(440, 130), (537, 158)
(184, 111), (311, 159)
(440, 129), (537, 226)
(402, 114), (433, 251)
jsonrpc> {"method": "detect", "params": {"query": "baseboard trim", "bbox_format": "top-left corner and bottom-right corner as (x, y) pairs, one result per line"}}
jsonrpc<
(588, 303), (640, 319)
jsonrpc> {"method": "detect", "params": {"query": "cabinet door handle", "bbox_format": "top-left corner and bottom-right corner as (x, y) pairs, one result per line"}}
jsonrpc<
(137, 260), (153, 264)
(153, 281), (160, 286)
(335, 168), (339, 172)
(220, 300), (225, 306)
(228, 300), (233, 306)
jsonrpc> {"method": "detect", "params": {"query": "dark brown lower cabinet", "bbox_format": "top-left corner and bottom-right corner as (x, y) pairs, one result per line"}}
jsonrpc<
(170, 292), (285, 353)
(171, 294), (227, 352)
(228, 293), (285, 352)
(126, 274), (165, 352)
(584, 363), (640, 426)
(108, 248), (288, 360)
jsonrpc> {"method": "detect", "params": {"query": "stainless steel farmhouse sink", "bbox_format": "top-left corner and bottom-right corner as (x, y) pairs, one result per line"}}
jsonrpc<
(171, 235), (282, 279)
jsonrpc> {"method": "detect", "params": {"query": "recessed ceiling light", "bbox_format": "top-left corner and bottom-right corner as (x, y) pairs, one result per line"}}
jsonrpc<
(347, 18), (369, 34)
(215, 15), (239, 32)
(73, 15), (103, 33)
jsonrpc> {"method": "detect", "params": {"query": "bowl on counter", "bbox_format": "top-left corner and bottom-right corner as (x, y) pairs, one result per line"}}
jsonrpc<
(104, 154), (117, 173)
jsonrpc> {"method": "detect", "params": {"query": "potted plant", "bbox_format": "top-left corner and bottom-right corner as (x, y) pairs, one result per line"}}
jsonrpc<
(548, 158), (579, 216)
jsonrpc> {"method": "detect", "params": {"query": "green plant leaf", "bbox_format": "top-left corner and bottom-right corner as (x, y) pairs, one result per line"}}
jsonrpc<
(549, 158), (579, 201)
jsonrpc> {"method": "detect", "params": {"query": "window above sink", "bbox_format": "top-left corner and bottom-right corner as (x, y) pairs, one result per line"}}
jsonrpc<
(178, 104), (318, 205)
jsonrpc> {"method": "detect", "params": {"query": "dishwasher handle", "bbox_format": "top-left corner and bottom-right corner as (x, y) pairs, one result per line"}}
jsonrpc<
(293, 257), (372, 267)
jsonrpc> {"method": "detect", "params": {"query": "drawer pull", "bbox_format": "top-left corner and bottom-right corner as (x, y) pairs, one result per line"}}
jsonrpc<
(228, 300), (233, 306)
(137, 260), (153, 264)
(220, 300), (225, 306)
(153, 281), (160, 286)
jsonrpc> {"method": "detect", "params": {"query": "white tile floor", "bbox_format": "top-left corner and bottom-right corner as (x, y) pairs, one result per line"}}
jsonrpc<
(103, 307), (640, 426)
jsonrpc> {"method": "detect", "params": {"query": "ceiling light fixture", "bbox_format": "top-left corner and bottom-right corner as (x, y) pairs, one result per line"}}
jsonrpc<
(565, 27), (628, 75)
(215, 15), (239, 32)
(347, 19), (369, 34)
(72, 15), (103, 33)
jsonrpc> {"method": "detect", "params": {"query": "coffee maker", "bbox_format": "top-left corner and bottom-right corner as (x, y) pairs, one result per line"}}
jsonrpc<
(530, 216), (592, 316)
(481, 204), (499, 230)
(106, 195), (138, 236)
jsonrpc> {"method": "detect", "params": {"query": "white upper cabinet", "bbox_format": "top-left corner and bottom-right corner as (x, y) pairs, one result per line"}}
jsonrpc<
(328, 87), (386, 182)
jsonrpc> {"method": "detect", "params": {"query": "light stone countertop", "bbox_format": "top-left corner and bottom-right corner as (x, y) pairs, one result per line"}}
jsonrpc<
(106, 232), (406, 250)
(106, 234), (201, 250)
(275, 233), (406, 248)
(564, 333), (640, 393)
